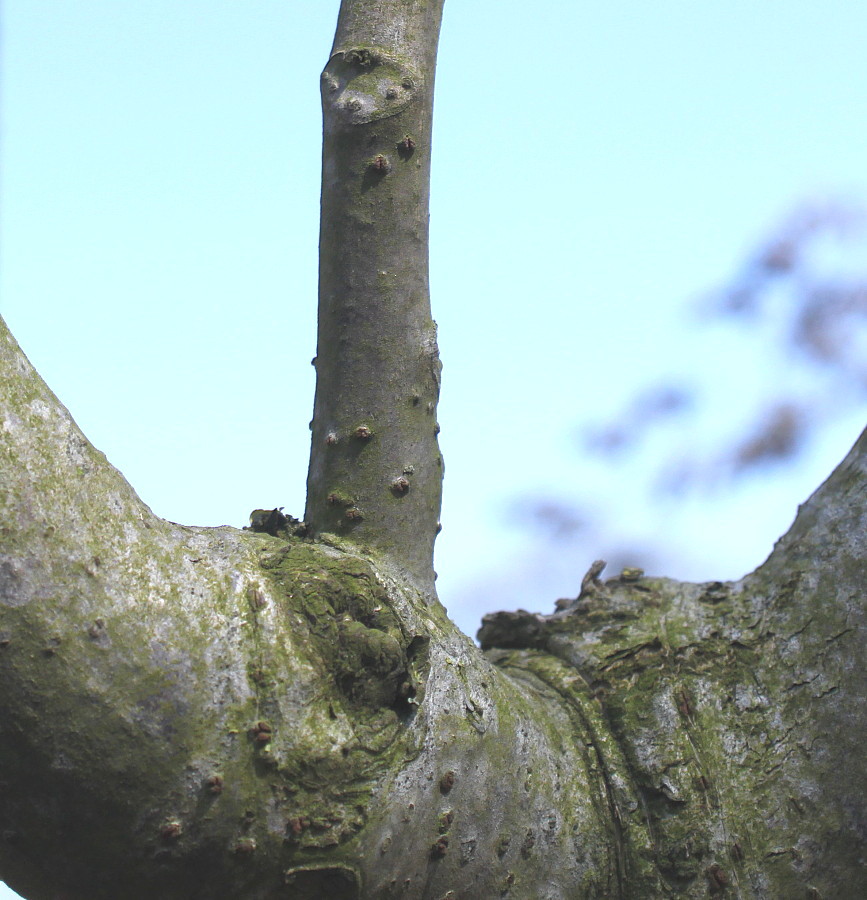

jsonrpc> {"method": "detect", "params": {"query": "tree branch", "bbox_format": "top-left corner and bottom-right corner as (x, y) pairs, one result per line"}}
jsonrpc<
(478, 425), (867, 898)
(306, 0), (446, 596)
(0, 315), (613, 898)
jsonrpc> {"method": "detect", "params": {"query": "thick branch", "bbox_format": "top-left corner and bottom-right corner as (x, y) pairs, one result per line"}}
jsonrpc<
(479, 425), (867, 898)
(305, 0), (446, 596)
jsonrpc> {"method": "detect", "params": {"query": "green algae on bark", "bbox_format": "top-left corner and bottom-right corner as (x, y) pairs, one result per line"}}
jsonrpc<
(0, 310), (617, 896)
(479, 466), (867, 900)
(3, 0), (867, 884)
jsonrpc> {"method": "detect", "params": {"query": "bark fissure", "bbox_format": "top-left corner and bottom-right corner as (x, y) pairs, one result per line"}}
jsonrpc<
(514, 656), (632, 896)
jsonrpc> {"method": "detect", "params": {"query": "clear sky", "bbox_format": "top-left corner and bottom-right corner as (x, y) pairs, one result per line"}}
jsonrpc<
(2, 4), (866, 894)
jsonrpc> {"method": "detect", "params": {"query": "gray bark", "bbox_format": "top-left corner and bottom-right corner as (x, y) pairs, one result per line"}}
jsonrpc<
(306, 0), (445, 597)
(479, 428), (867, 897)
(3, 305), (865, 899)
(1, 0), (866, 897)
(0, 316), (612, 898)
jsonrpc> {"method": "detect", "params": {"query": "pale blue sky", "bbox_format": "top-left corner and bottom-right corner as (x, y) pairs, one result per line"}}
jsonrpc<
(2, 4), (866, 894)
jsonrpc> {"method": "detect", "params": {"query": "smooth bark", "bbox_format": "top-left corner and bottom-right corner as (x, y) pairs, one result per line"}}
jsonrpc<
(3, 303), (865, 897)
(0, 316), (613, 898)
(306, 0), (446, 597)
(1, 0), (866, 897)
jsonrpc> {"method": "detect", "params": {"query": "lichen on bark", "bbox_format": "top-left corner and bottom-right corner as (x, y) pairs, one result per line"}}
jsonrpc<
(478, 430), (867, 898)
(2, 0), (867, 893)
(0, 315), (613, 899)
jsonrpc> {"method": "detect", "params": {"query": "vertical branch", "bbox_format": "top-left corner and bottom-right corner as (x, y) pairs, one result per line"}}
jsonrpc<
(305, 0), (446, 595)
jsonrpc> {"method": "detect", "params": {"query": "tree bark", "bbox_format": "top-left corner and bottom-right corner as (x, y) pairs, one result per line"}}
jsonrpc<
(2, 0), (866, 897)
(4, 301), (865, 899)
(479, 428), (867, 897)
(306, 0), (445, 597)
(0, 315), (614, 899)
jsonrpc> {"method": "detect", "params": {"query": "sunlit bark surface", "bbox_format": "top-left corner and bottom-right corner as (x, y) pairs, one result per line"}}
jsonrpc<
(3, 308), (865, 898)
(1, 0), (865, 894)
